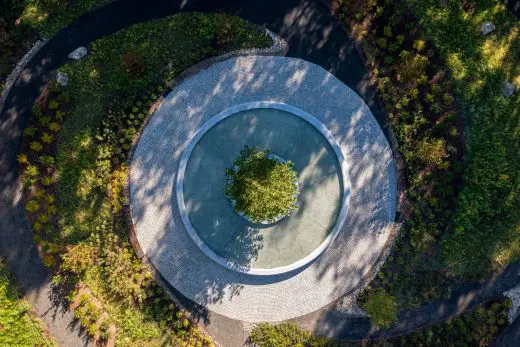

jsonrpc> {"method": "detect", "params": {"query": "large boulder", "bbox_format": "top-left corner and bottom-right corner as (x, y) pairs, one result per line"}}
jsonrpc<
(503, 82), (516, 98)
(480, 22), (495, 36)
(56, 71), (69, 86)
(68, 46), (88, 60)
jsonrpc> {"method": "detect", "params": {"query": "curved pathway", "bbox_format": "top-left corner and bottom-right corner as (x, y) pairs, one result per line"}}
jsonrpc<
(1, 0), (519, 346)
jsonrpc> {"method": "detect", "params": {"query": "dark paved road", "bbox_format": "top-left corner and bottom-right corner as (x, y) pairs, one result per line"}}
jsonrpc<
(1, 0), (519, 346)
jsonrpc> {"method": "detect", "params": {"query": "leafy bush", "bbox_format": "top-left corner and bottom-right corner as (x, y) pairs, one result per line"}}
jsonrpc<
(225, 146), (298, 223)
(249, 322), (327, 347)
(121, 50), (145, 76)
(362, 288), (398, 328)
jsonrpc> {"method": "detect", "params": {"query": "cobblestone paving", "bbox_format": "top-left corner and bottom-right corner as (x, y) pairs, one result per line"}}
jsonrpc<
(129, 56), (397, 322)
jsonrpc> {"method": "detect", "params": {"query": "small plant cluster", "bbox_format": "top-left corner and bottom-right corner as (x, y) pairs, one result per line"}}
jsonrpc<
(249, 298), (511, 346)
(249, 322), (328, 347)
(18, 82), (70, 269)
(73, 292), (104, 338)
(371, 298), (512, 346)
(338, 0), (464, 309)
(96, 84), (166, 165)
(361, 288), (398, 328)
(225, 146), (298, 224)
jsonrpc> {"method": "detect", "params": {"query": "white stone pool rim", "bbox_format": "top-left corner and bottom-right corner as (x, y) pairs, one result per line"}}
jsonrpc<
(176, 101), (351, 276)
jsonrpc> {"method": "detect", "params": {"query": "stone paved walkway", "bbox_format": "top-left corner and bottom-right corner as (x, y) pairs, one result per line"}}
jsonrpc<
(129, 55), (397, 322)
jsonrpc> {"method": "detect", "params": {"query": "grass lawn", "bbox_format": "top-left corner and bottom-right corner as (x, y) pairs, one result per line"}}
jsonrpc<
(0, 259), (55, 346)
(18, 12), (270, 346)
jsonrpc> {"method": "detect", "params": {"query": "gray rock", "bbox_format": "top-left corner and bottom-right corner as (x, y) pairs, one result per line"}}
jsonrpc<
(56, 71), (69, 86)
(68, 46), (88, 60)
(504, 82), (516, 98)
(480, 22), (495, 36)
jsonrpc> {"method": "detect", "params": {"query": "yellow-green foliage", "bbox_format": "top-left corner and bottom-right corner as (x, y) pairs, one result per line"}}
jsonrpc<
(0, 259), (55, 346)
(249, 322), (328, 347)
(362, 288), (398, 328)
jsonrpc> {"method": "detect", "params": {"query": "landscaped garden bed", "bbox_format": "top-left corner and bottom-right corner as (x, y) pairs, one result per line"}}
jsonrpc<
(330, 0), (520, 321)
(17, 12), (271, 345)
(336, 0), (465, 310)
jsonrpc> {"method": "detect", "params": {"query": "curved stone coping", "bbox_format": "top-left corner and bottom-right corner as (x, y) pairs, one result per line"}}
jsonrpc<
(176, 101), (351, 276)
(129, 56), (397, 321)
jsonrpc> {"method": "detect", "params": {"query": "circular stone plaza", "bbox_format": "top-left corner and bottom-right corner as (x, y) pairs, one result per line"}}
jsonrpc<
(129, 56), (397, 322)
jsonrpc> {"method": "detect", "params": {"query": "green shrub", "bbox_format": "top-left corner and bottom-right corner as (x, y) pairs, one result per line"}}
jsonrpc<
(30, 141), (43, 152)
(225, 146), (298, 223)
(121, 50), (145, 76)
(362, 289), (398, 328)
(376, 37), (388, 49)
(249, 322), (313, 347)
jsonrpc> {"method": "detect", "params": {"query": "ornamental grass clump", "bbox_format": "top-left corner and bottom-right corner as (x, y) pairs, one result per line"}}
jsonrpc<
(225, 146), (298, 224)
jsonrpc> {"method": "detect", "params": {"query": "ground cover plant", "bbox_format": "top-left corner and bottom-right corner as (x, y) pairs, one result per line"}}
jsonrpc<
(225, 145), (298, 223)
(249, 298), (511, 346)
(17, 12), (271, 346)
(0, 258), (55, 346)
(361, 288), (397, 328)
